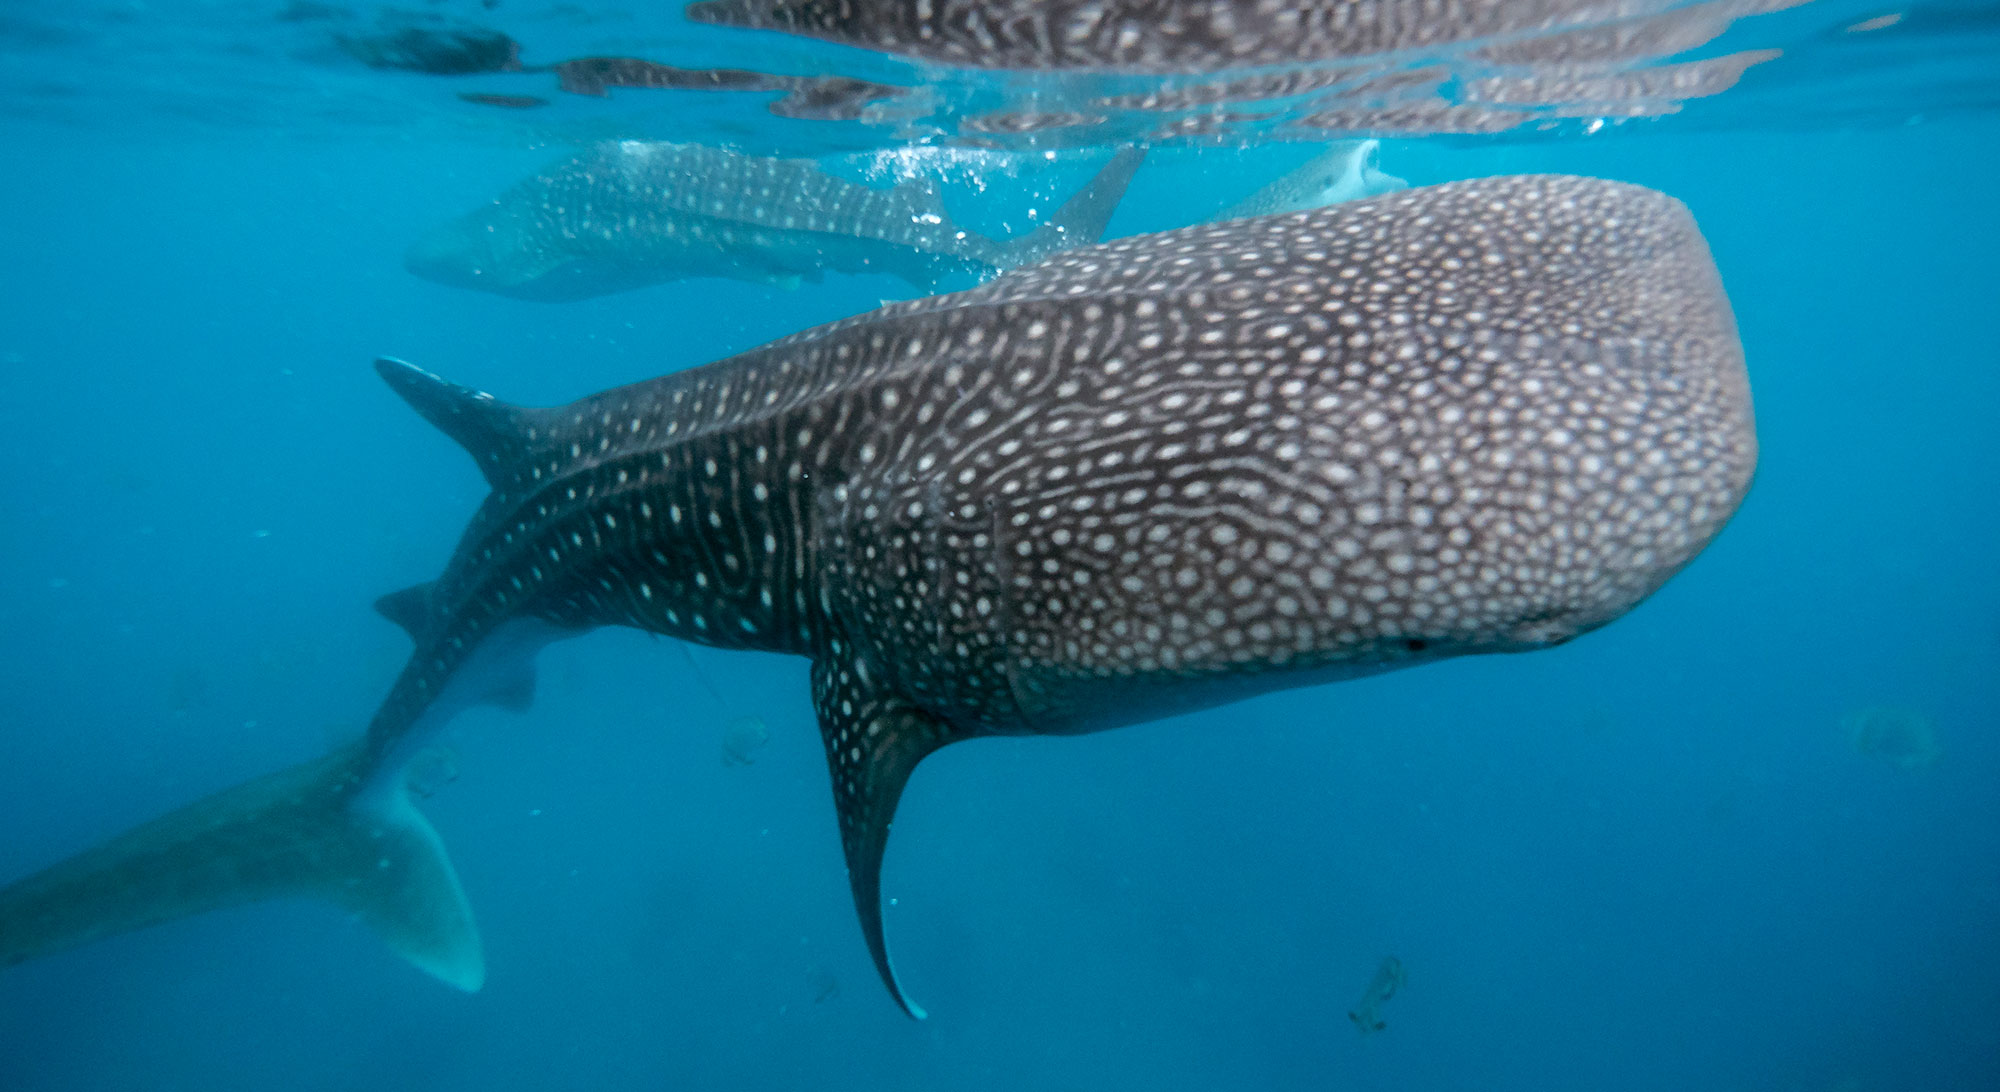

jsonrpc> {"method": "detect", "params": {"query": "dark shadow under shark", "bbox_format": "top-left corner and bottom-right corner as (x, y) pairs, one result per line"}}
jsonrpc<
(0, 176), (1757, 1018)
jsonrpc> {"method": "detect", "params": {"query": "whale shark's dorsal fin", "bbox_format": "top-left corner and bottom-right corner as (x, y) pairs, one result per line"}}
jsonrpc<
(375, 582), (434, 641)
(891, 174), (947, 219)
(375, 357), (542, 488)
(989, 145), (1146, 269)
(810, 651), (968, 1021)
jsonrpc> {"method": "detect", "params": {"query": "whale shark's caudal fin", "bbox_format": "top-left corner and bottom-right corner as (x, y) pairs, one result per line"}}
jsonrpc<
(0, 743), (484, 991)
(990, 145), (1147, 269)
(809, 652), (969, 1021)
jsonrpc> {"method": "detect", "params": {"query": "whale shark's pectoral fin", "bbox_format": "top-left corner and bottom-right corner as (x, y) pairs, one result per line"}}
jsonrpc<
(810, 653), (959, 1021)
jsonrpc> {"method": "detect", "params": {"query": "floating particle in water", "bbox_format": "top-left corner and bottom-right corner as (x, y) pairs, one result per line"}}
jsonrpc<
(1844, 706), (1942, 770)
(722, 715), (770, 767)
(1348, 955), (1405, 1034)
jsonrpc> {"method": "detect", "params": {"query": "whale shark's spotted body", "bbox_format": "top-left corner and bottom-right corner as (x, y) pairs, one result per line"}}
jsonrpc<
(403, 140), (1145, 301)
(0, 175), (1755, 1018)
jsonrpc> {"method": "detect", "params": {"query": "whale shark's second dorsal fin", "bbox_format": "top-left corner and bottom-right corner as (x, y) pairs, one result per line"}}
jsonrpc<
(375, 358), (544, 488)
(375, 582), (434, 641)
(372, 580), (537, 711)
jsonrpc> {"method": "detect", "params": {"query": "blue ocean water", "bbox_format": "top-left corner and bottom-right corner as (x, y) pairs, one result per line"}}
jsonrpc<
(1, 3), (1996, 1090)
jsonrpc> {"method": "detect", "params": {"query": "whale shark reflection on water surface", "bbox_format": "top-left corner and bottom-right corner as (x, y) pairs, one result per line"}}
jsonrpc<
(0, 176), (1756, 1019)
(686, 0), (1752, 70)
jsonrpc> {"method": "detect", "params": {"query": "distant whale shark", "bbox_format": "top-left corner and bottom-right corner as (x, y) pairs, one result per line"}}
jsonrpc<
(404, 140), (1145, 301)
(1217, 139), (1407, 220)
(0, 176), (1756, 1019)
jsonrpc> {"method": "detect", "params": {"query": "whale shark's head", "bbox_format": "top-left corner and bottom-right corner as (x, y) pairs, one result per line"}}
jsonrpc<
(404, 203), (628, 302)
(1283, 140), (1408, 211)
(406, 204), (530, 293)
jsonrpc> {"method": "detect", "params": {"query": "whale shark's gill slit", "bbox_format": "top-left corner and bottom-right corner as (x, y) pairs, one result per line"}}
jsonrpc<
(811, 649), (966, 1021)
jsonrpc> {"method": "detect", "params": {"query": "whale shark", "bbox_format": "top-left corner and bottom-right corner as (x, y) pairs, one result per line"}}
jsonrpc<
(0, 175), (1756, 1018)
(1217, 139), (1408, 220)
(404, 140), (1146, 301)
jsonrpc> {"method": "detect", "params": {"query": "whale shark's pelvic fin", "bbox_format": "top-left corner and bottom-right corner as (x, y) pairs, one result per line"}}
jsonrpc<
(375, 357), (546, 488)
(0, 743), (484, 990)
(810, 653), (963, 1021)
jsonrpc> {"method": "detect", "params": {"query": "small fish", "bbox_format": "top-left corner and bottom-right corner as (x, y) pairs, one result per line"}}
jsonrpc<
(1216, 140), (1407, 221)
(338, 25), (520, 76)
(404, 140), (1145, 301)
(457, 92), (548, 110)
(0, 176), (1756, 1023)
(1844, 707), (1942, 770)
(721, 716), (771, 766)
(1348, 956), (1406, 1034)
(808, 964), (841, 1004)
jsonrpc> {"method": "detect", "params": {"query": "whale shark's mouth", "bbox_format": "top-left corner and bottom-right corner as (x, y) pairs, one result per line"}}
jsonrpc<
(403, 235), (606, 301)
(402, 230), (504, 289)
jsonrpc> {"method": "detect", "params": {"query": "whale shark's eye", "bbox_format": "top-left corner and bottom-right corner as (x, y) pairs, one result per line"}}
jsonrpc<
(1404, 638), (1427, 652)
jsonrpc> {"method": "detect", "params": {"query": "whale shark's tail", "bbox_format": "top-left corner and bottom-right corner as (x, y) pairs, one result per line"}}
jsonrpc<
(0, 742), (482, 989)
